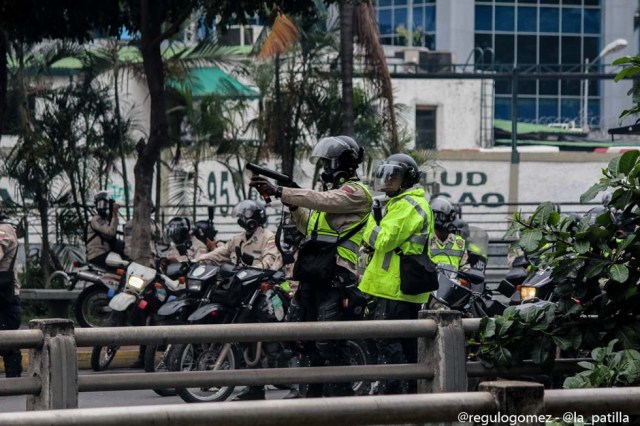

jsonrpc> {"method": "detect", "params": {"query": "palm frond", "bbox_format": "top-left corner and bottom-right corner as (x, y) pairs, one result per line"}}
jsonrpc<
(354, 2), (399, 153)
(257, 13), (300, 60)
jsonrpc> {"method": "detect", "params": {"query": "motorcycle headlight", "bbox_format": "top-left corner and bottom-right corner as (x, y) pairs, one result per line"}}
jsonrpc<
(520, 286), (537, 301)
(127, 275), (146, 292)
(187, 279), (202, 293)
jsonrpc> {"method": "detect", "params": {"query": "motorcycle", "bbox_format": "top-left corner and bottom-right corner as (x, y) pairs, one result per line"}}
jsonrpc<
(49, 252), (129, 328)
(167, 259), (289, 403)
(90, 258), (185, 372)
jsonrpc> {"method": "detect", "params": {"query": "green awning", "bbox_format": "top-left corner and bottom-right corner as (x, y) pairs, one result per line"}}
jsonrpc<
(170, 67), (259, 99)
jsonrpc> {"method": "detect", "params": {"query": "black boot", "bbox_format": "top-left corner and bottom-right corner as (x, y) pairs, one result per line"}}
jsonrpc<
(231, 386), (265, 401)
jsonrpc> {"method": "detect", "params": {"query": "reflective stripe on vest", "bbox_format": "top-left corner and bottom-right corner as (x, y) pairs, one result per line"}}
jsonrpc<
(381, 194), (430, 272)
(306, 181), (372, 266)
(431, 239), (464, 268)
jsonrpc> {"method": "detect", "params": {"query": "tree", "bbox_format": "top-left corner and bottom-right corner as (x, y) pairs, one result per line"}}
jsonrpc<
(339, 1), (354, 136)
(122, 0), (317, 265)
(475, 151), (640, 369)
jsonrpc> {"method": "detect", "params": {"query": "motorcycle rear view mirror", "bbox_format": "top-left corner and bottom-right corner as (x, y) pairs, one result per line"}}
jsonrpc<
(512, 256), (529, 268)
(496, 279), (516, 297)
(462, 268), (484, 285)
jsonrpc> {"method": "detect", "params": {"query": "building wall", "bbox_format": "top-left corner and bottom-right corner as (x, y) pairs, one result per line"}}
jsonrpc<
(435, 0), (475, 63)
(392, 78), (484, 150)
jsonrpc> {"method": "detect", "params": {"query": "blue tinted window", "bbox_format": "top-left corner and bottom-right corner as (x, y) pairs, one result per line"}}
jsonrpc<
(539, 8), (559, 32)
(539, 98), (558, 119)
(413, 6), (424, 30)
(378, 0), (392, 6)
(583, 9), (600, 34)
(475, 5), (492, 31)
(495, 6), (514, 31)
(560, 98), (580, 121)
(562, 7), (581, 33)
(394, 7), (408, 32)
(394, 0), (407, 5)
(517, 7), (537, 32)
(495, 97), (512, 120)
(425, 5), (436, 32)
(518, 98), (537, 121)
(379, 9), (393, 35)
(588, 99), (600, 124)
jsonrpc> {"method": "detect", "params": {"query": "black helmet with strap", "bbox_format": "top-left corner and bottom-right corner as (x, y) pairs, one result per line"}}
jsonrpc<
(310, 135), (364, 189)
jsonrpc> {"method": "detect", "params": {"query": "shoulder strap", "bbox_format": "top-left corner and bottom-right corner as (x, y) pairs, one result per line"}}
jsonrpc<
(336, 218), (367, 245)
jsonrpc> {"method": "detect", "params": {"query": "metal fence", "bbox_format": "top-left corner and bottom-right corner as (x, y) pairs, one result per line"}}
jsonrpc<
(1, 313), (639, 425)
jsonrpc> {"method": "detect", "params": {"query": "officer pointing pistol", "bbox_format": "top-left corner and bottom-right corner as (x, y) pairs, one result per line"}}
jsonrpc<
(249, 136), (372, 398)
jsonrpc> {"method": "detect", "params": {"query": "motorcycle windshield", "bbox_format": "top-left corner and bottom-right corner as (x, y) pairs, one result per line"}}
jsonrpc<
(522, 268), (553, 287)
(467, 226), (489, 257)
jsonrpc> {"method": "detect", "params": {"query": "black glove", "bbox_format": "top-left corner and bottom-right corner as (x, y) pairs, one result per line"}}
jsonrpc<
(249, 175), (280, 197)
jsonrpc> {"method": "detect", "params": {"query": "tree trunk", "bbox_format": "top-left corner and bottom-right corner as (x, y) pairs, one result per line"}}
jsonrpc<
(340, 2), (355, 136)
(37, 195), (51, 288)
(131, 0), (170, 265)
(0, 29), (7, 137)
(114, 66), (131, 221)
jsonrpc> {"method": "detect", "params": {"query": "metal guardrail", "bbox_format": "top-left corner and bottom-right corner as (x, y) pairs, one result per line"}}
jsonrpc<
(2, 314), (638, 425)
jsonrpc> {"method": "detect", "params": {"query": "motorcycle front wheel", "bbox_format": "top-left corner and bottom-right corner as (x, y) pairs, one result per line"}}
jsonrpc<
(91, 345), (119, 371)
(144, 344), (177, 397)
(169, 343), (239, 403)
(76, 284), (112, 328)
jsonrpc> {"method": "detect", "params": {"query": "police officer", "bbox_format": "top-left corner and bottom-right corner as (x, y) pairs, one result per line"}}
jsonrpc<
(196, 200), (280, 269)
(429, 197), (468, 270)
(250, 135), (372, 398)
(0, 204), (22, 377)
(164, 217), (210, 262)
(359, 154), (433, 394)
(86, 191), (123, 267)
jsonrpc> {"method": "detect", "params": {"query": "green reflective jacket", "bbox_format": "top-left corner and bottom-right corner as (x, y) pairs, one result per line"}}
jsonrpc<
(358, 187), (434, 304)
(430, 234), (466, 269)
(306, 181), (372, 267)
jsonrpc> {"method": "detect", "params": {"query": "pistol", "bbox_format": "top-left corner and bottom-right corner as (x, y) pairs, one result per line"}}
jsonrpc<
(246, 163), (299, 203)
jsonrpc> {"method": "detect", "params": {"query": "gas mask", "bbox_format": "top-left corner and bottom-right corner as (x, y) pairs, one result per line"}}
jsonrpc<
(320, 159), (350, 190)
(238, 217), (259, 234)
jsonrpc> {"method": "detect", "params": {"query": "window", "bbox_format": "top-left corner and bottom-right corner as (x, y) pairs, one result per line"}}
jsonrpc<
(475, 5), (492, 31)
(415, 106), (437, 150)
(518, 98), (537, 121)
(539, 7), (559, 32)
(583, 9), (600, 35)
(538, 98), (559, 120)
(562, 7), (582, 33)
(517, 34), (537, 65)
(517, 6), (537, 33)
(495, 6), (515, 31)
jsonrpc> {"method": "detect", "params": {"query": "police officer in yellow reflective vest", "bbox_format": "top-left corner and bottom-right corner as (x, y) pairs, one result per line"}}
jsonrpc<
(250, 136), (372, 398)
(359, 154), (434, 394)
(429, 197), (468, 270)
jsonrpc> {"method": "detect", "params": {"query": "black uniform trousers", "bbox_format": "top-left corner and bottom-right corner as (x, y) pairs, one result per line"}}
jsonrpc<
(0, 288), (22, 378)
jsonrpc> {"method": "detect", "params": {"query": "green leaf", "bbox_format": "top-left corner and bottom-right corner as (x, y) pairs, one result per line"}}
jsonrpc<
(574, 239), (591, 254)
(552, 335), (573, 351)
(618, 150), (640, 174)
(577, 361), (595, 370)
(612, 56), (634, 66)
(519, 229), (543, 252)
(614, 326), (640, 349)
(609, 264), (629, 283)
(580, 182), (608, 203)
(483, 319), (496, 339)
(495, 346), (512, 367)
(585, 259), (607, 278)
(608, 156), (621, 176)
(618, 234), (636, 252)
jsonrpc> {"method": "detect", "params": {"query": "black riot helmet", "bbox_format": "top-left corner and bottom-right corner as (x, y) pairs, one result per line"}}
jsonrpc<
(373, 153), (421, 196)
(166, 217), (191, 246)
(233, 200), (267, 234)
(94, 191), (114, 219)
(310, 136), (364, 189)
(430, 197), (457, 232)
(193, 220), (218, 244)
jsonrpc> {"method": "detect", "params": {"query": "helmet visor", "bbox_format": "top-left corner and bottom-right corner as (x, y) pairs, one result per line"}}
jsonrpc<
(96, 199), (110, 211)
(309, 137), (351, 165)
(374, 163), (405, 192)
(232, 200), (259, 219)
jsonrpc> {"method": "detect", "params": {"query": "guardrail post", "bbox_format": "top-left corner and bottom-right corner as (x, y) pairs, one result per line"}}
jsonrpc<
(479, 381), (544, 425)
(26, 319), (78, 410)
(417, 310), (466, 393)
